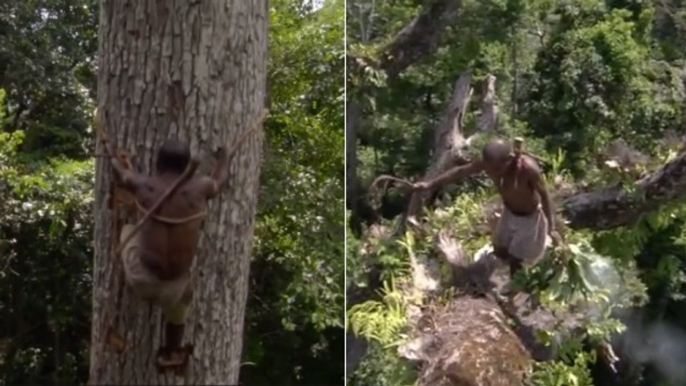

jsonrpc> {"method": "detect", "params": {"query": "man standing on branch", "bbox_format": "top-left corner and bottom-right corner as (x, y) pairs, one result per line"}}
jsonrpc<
(413, 138), (563, 280)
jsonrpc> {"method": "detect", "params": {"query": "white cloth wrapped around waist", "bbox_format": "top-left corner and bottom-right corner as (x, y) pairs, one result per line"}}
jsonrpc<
(490, 204), (549, 266)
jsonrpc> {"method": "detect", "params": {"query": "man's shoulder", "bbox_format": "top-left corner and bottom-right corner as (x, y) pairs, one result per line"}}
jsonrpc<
(468, 157), (486, 171)
(518, 154), (542, 177)
(190, 175), (219, 198)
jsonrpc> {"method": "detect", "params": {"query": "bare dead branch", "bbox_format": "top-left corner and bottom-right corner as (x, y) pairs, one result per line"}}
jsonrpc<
(379, 0), (462, 77)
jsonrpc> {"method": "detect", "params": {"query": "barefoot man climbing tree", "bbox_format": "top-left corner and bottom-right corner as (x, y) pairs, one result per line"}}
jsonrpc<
(88, 0), (267, 384)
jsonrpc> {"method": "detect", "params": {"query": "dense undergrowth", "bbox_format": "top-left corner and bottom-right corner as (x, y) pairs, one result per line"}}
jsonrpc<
(346, 0), (686, 384)
(348, 146), (686, 385)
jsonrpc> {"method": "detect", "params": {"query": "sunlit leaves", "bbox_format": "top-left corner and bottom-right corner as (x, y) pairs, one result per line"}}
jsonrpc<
(526, 2), (683, 174)
(0, 0), (97, 158)
(529, 351), (595, 386)
(0, 124), (93, 384)
(256, 0), (344, 332)
(242, 0), (344, 382)
(347, 278), (409, 347)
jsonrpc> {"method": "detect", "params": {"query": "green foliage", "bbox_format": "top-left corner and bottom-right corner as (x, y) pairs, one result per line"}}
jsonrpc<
(0, 0), (98, 158)
(525, 2), (682, 175)
(0, 124), (94, 384)
(348, 278), (409, 347)
(241, 0), (345, 383)
(528, 351), (596, 386)
(347, 268), (416, 386)
(348, 341), (417, 386)
(516, 239), (636, 306)
(346, 230), (418, 386)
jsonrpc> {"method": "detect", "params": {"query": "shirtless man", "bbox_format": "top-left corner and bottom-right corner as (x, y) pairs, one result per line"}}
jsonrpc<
(101, 138), (230, 370)
(414, 138), (562, 277)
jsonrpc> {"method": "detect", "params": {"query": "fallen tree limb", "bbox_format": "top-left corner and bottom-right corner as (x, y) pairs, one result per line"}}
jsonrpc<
(562, 150), (686, 230)
(415, 297), (532, 386)
(399, 71), (473, 231)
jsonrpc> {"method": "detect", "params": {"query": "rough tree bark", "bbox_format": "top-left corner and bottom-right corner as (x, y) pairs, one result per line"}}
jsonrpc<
(88, 0), (267, 384)
(346, 99), (362, 225)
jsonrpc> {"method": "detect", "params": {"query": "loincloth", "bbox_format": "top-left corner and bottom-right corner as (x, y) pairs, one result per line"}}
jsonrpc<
(120, 224), (191, 324)
(491, 205), (548, 266)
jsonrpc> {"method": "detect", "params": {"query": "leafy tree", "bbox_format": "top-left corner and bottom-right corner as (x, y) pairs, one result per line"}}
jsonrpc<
(0, 90), (94, 385)
(0, 0), (97, 158)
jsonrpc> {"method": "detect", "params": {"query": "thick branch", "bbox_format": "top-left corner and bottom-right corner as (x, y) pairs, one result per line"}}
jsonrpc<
(476, 74), (499, 136)
(562, 151), (686, 230)
(350, 0), (462, 228)
(429, 70), (474, 169)
(379, 0), (461, 77)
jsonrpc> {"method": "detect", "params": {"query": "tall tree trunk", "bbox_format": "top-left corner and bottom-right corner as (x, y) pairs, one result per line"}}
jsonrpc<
(89, 0), (267, 384)
(346, 99), (365, 234)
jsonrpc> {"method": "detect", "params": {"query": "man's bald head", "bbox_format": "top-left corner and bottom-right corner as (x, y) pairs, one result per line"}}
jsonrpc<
(481, 138), (512, 174)
(156, 139), (191, 175)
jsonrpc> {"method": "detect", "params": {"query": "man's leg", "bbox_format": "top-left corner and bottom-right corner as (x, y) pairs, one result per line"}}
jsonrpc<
(508, 257), (523, 277)
(504, 210), (548, 300)
(156, 281), (193, 373)
(491, 208), (513, 265)
(491, 211), (518, 296)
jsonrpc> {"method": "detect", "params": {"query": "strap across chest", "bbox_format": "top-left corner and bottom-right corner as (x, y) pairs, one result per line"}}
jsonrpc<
(135, 199), (207, 225)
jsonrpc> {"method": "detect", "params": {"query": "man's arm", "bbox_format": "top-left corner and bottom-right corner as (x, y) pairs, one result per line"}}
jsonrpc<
(526, 159), (559, 238)
(417, 161), (483, 190)
(102, 139), (146, 191)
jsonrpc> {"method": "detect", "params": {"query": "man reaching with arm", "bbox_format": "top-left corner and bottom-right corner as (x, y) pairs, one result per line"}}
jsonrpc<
(101, 137), (232, 373)
(414, 138), (562, 279)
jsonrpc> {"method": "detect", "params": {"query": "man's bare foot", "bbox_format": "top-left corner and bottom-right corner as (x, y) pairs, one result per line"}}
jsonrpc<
(156, 345), (193, 375)
(155, 347), (169, 374)
(105, 327), (126, 353)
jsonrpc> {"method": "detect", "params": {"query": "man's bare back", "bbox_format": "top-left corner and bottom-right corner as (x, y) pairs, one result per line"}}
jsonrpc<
(108, 140), (228, 282)
(134, 175), (217, 281)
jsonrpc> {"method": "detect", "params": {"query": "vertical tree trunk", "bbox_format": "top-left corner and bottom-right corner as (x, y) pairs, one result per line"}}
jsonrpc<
(345, 99), (362, 230)
(89, 0), (267, 384)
